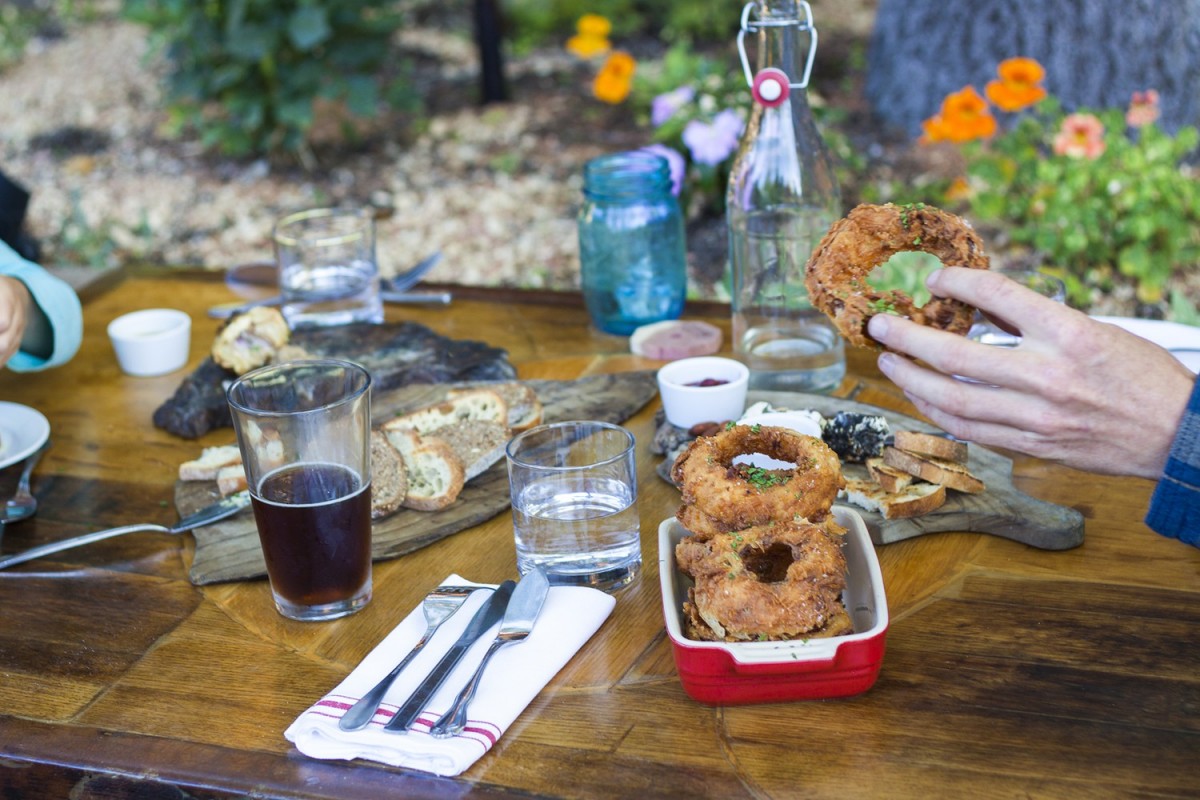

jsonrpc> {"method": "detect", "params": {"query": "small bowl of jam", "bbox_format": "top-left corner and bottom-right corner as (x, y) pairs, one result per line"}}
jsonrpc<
(656, 356), (749, 429)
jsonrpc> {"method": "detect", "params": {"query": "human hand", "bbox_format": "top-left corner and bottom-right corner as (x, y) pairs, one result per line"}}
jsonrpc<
(866, 267), (1195, 479)
(0, 275), (32, 368)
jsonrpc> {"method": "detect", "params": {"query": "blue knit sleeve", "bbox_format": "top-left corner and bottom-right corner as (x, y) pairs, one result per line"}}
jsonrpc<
(1144, 375), (1200, 546)
(0, 241), (83, 372)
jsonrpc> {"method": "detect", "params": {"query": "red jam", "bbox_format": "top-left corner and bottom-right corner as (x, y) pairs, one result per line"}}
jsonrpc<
(685, 378), (729, 387)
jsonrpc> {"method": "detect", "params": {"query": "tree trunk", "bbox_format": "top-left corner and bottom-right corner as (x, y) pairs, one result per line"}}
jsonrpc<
(866, 0), (1200, 137)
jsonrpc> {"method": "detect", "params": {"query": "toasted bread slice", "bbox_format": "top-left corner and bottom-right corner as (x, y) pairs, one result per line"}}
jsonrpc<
(449, 383), (542, 433)
(882, 446), (985, 494)
(423, 420), (509, 481)
(839, 477), (947, 519)
(370, 430), (408, 519)
(387, 389), (508, 435)
(865, 456), (914, 493)
(216, 464), (248, 496)
(892, 431), (969, 465)
(179, 445), (243, 481)
(383, 427), (466, 511)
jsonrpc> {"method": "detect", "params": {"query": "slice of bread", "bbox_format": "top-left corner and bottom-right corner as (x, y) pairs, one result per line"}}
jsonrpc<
(839, 478), (947, 519)
(450, 383), (543, 432)
(179, 445), (244, 481)
(216, 464), (248, 496)
(424, 420), (509, 481)
(383, 426), (466, 511)
(882, 446), (985, 494)
(212, 306), (290, 375)
(370, 430), (408, 519)
(865, 456), (914, 493)
(388, 388), (508, 435)
(892, 431), (969, 465)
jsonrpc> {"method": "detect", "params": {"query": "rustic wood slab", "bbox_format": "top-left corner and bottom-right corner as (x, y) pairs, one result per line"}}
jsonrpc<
(659, 389), (1085, 550)
(177, 370), (658, 585)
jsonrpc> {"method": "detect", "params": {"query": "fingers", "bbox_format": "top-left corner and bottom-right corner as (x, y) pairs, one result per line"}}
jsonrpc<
(926, 267), (1074, 341)
(868, 312), (1017, 387)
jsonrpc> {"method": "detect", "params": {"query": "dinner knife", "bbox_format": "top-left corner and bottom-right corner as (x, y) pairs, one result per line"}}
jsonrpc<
(206, 290), (453, 319)
(383, 579), (516, 733)
(428, 567), (550, 738)
(0, 491), (252, 570)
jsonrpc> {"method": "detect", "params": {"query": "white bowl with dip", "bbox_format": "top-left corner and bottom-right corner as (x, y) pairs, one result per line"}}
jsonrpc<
(108, 308), (192, 377)
(656, 356), (749, 429)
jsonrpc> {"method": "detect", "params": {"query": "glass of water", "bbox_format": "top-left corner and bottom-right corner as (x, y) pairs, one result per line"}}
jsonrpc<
(273, 207), (384, 328)
(506, 420), (640, 592)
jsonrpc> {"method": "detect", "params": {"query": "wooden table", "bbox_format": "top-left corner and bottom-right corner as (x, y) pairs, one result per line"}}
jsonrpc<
(1, 273), (1196, 799)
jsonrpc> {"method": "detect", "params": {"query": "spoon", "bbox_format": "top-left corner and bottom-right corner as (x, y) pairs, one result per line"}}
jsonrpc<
(4, 439), (48, 526)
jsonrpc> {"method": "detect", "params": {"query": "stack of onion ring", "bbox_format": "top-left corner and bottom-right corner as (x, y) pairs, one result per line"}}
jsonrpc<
(804, 202), (990, 349)
(671, 423), (851, 642)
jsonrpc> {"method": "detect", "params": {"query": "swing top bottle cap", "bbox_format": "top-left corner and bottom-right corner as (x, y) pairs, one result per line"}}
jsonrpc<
(752, 68), (790, 107)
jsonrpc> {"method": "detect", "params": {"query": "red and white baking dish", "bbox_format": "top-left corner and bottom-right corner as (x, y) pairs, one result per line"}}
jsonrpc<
(658, 506), (888, 705)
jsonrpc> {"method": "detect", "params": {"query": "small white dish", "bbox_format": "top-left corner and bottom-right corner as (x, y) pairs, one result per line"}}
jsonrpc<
(0, 402), (50, 470)
(656, 356), (750, 429)
(108, 308), (192, 377)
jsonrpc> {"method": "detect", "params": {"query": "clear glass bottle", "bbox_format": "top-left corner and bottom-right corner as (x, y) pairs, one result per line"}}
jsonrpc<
(726, 0), (845, 393)
(578, 151), (687, 336)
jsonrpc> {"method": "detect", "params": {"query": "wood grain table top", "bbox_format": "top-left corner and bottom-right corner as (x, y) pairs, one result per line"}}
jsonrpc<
(0, 272), (1196, 799)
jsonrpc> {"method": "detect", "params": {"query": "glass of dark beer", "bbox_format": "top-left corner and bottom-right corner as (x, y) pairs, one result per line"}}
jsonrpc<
(227, 359), (373, 621)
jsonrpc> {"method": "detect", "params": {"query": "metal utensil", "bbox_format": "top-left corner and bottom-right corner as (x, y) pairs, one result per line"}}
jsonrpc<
(382, 251), (442, 292)
(0, 490), (252, 570)
(4, 439), (49, 526)
(383, 580), (516, 733)
(338, 584), (485, 732)
(428, 567), (550, 738)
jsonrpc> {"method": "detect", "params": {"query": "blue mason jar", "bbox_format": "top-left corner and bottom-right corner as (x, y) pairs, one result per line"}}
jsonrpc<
(578, 151), (687, 336)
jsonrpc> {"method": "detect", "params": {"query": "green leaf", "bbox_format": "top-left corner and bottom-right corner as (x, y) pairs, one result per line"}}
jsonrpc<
(225, 23), (274, 61)
(288, 6), (331, 51)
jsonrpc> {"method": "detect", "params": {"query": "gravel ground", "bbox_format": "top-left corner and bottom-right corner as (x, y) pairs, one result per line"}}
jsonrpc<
(0, 19), (635, 291)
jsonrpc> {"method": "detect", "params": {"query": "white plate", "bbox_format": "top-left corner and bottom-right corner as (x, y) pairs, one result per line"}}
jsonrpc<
(0, 402), (50, 470)
(1092, 316), (1200, 374)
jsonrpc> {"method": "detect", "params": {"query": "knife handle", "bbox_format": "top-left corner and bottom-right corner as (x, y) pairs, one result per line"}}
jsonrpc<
(384, 639), (474, 732)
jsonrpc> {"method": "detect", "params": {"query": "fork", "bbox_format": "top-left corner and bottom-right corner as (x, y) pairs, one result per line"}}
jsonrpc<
(4, 439), (48, 526)
(338, 584), (484, 731)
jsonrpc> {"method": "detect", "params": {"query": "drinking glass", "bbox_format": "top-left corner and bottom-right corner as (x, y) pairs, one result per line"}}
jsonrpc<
(227, 359), (373, 621)
(968, 269), (1067, 347)
(507, 420), (640, 592)
(274, 207), (383, 328)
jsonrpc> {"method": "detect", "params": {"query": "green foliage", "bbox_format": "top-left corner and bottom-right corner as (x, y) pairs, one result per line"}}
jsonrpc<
(505, 0), (739, 51)
(951, 98), (1200, 307)
(124, 0), (409, 157)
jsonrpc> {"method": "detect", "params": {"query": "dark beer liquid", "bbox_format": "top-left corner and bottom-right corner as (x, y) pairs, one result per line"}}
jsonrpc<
(250, 462), (371, 608)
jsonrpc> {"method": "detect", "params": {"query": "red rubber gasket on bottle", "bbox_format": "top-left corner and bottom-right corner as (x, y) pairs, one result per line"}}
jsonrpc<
(752, 68), (790, 108)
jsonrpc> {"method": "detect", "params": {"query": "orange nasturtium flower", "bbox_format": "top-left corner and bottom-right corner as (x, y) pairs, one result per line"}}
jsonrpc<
(1053, 113), (1106, 159)
(1126, 89), (1161, 128)
(985, 57), (1047, 112)
(593, 51), (636, 104)
(566, 14), (612, 58)
(921, 86), (997, 143)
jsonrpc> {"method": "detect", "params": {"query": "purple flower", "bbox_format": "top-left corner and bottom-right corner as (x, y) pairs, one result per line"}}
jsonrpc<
(639, 144), (686, 196)
(651, 86), (695, 127)
(682, 109), (744, 166)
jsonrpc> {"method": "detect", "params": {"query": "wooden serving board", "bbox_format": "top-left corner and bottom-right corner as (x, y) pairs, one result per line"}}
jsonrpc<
(663, 390), (1085, 551)
(178, 371), (658, 585)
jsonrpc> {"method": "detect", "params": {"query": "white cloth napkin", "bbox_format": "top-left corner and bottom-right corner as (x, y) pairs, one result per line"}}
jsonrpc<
(285, 573), (616, 777)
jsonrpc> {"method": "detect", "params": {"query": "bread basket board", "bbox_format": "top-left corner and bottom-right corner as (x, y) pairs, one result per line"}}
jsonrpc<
(662, 390), (1084, 551)
(178, 370), (658, 585)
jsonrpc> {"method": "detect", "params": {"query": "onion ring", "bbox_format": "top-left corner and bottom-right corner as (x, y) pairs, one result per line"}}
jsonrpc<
(670, 424), (843, 529)
(804, 202), (990, 349)
(675, 520), (850, 641)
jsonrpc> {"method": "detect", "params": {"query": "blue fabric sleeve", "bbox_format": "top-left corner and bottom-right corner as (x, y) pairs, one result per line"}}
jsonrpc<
(1144, 374), (1200, 546)
(0, 240), (83, 372)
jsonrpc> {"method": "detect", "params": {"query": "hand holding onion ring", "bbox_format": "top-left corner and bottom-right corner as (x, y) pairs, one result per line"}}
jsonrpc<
(804, 202), (990, 349)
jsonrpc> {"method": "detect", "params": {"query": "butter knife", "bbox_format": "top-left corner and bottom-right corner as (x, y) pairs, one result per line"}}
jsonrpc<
(0, 491), (252, 570)
(429, 567), (550, 738)
(383, 579), (516, 733)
